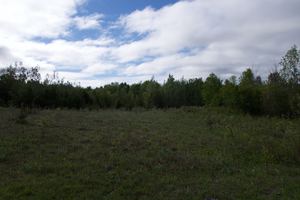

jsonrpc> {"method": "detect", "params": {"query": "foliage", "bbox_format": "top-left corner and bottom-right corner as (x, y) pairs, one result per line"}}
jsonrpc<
(279, 45), (300, 85)
(0, 46), (300, 116)
(202, 73), (222, 106)
(220, 77), (238, 108)
(237, 68), (262, 114)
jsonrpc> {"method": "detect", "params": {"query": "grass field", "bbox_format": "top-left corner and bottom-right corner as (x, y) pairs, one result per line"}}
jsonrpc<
(0, 107), (299, 199)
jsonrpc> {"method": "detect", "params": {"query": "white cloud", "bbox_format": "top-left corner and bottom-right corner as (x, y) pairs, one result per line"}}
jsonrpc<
(0, 37), (116, 79)
(82, 63), (117, 73)
(0, 0), (114, 82)
(73, 14), (103, 30)
(0, 0), (85, 39)
(115, 0), (300, 78)
(1, 0), (300, 86)
(0, 46), (16, 66)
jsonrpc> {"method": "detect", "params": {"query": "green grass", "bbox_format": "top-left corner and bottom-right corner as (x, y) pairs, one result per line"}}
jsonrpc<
(0, 107), (299, 200)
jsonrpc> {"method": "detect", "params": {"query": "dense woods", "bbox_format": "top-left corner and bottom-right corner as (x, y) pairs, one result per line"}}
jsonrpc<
(0, 46), (299, 117)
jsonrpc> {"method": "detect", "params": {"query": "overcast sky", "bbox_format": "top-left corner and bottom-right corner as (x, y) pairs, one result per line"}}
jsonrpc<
(0, 0), (299, 87)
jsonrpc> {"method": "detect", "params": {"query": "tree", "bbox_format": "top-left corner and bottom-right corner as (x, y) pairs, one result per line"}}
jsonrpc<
(238, 68), (262, 114)
(163, 75), (177, 107)
(239, 68), (255, 87)
(220, 76), (238, 108)
(202, 73), (222, 106)
(185, 78), (203, 106)
(141, 79), (162, 108)
(277, 45), (300, 116)
(262, 71), (290, 116)
(0, 56), (298, 116)
(279, 45), (300, 85)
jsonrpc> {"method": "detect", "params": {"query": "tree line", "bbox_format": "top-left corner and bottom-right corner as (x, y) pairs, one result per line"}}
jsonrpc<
(0, 46), (299, 117)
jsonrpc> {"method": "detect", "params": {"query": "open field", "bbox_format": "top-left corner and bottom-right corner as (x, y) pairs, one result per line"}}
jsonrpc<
(0, 107), (299, 199)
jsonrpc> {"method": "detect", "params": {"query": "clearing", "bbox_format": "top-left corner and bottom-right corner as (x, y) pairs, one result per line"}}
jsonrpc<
(0, 107), (299, 199)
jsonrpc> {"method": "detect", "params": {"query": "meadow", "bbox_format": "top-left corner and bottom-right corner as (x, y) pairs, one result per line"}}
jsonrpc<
(0, 107), (299, 199)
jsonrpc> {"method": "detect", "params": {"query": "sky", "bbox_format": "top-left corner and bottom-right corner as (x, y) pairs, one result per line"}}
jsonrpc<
(0, 0), (300, 87)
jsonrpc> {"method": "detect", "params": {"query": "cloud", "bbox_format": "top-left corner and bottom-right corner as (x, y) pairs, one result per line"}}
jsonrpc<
(1, 0), (300, 87)
(0, 0), (114, 81)
(0, 0), (85, 39)
(115, 0), (300, 78)
(0, 37), (116, 79)
(73, 14), (103, 30)
(0, 46), (16, 66)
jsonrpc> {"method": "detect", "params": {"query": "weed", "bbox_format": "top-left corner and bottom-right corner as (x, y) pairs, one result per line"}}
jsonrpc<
(15, 107), (31, 124)
(0, 107), (299, 199)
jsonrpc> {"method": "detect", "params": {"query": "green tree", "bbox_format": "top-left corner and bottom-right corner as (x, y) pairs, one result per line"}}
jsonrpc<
(238, 69), (262, 114)
(185, 78), (203, 106)
(278, 45), (300, 116)
(262, 71), (290, 116)
(279, 45), (300, 85)
(220, 76), (238, 108)
(141, 79), (162, 108)
(202, 73), (222, 106)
